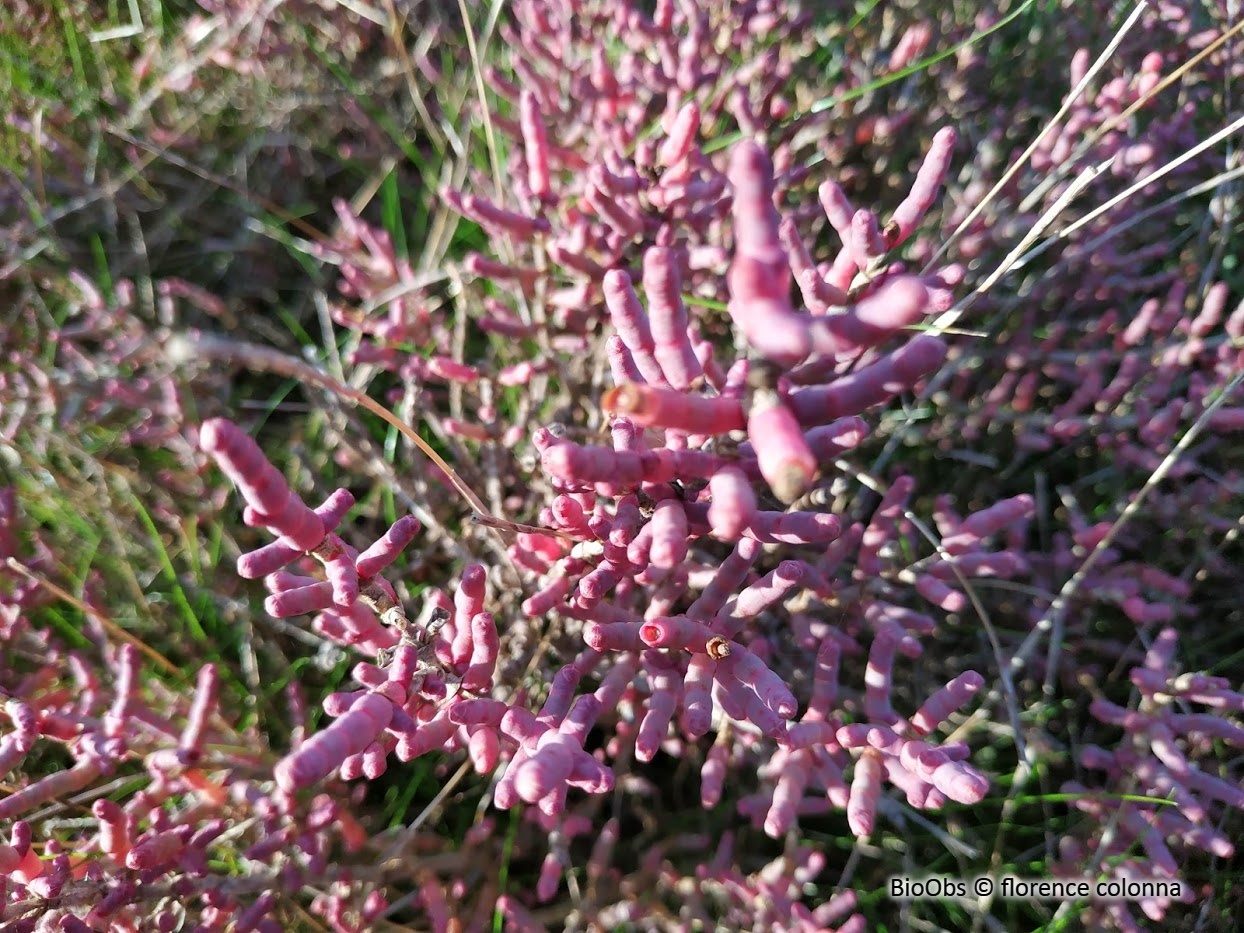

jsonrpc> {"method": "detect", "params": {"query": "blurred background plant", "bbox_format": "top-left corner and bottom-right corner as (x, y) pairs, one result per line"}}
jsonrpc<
(1, 0), (1242, 929)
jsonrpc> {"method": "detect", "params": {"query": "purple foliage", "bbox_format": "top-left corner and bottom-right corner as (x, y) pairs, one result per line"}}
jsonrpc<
(2, 0), (1243, 929)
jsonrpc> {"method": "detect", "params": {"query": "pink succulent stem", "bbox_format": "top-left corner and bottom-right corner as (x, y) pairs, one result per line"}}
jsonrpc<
(911, 671), (986, 735)
(886, 127), (957, 248)
(355, 514), (421, 578)
(200, 419), (323, 551)
(0, 758), (102, 821)
(748, 390), (817, 504)
(603, 382), (745, 433)
(687, 538), (762, 620)
(657, 101), (700, 167)
(942, 495), (1035, 554)
(519, 90), (552, 200)
(606, 334), (644, 385)
(443, 188), (551, 238)
(727, 142), (811, 364)
(179, 664), (218, 762)
(717, 647), (797, 719)
(636, 667), (680, 761)
(789, 336), (947, 424)
(274, 692), (393, 792)
(639, 615), (718, 653)
(846, 748), (883, 836)
(648, 499), (689, 568)
(707, 466), (757, 540)
(806, 277), (930, 358)
(642, 247), (703, 390)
